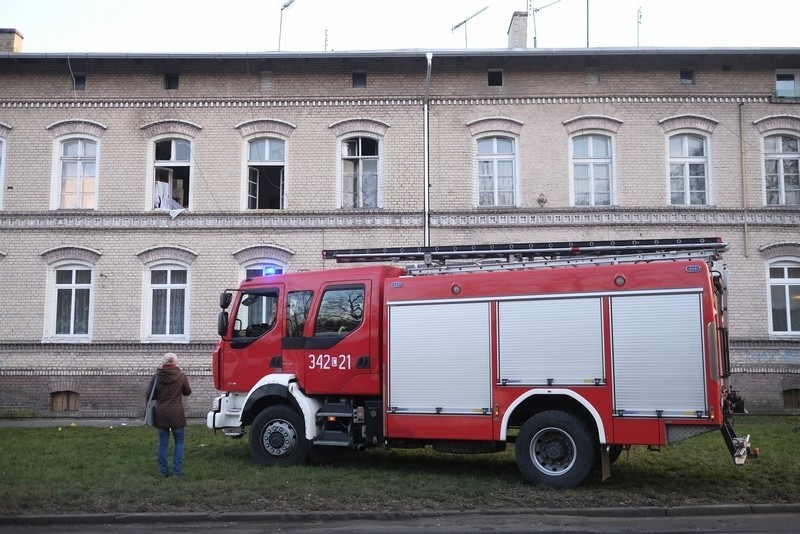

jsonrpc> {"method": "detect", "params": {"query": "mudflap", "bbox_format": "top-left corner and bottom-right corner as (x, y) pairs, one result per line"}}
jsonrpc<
(600, 445), (611, 482)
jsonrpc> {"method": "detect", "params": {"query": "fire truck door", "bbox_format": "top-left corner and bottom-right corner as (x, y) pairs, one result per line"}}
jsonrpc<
(225, 285), (283, 392)
(295, 282), (376, 396)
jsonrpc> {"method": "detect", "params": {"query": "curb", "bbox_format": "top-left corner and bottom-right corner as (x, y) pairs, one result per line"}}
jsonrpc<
(2, 504), (799, 527)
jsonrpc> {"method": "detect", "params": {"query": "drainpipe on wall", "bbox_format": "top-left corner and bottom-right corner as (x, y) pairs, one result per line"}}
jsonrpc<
(423, 52), (433, 246)
(739, 102), (749, 257)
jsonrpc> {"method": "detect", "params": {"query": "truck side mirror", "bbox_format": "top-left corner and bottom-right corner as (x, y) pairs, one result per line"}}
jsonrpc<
(218, 311), (229, 337)
(220, 291), (232, 309)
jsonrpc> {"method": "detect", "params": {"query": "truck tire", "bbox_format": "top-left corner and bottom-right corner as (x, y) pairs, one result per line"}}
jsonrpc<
(249, 405), (310, 467)
(515, 410), (597, 488)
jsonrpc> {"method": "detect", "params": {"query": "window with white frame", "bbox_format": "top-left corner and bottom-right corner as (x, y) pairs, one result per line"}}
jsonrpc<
(572, 134), (613, 206)
(764, 134), (800, 206)
(768, 260), (800, 334)
(53, 265), (93, 338)
(247, 138), (285, 209)
(477, 136), (516, 207)
(669, 134), (709, 205)
(341, 137), (379, 209)
(775, 71), (800, 98)
(153, 138), (191, 210)
(148, 265), (188, 339)
(59, 137), (97, 209)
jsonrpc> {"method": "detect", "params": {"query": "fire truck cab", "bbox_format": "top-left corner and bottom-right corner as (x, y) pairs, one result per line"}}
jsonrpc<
(208, 237), (755, 488)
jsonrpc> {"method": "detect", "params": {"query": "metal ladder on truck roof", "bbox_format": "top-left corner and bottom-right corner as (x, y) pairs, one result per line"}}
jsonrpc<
(322, 237), (728, 276)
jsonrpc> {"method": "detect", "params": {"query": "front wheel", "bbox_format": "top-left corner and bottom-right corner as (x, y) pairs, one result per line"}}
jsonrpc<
(515, 410), (597, 488)
(249, 405), (310, 466)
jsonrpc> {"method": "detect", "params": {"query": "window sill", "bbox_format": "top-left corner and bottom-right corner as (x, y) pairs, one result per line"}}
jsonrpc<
(41, 336), (92, 344)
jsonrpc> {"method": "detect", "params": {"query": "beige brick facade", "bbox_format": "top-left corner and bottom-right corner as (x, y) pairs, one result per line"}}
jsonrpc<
(0, 44), (799, 417)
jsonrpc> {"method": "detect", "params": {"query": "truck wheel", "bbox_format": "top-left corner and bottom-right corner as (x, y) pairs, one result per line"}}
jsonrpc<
(249, 405), (310, 466)
(515, 410), (597, 488)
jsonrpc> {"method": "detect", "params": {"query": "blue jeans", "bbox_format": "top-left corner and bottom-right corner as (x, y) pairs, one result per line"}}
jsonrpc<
(157, 426), (185, 476)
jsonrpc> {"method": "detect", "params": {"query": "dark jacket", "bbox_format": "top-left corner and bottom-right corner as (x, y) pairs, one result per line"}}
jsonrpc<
(147, 364), (192, 429)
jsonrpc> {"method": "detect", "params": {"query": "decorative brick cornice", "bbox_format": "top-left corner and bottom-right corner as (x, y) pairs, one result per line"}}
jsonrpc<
(2, 208), (800, 231)
(759, 242), (800, 259)
(0, 121), (11, 138)
(658, 114), (719, 133)
(46, 119), (107, 138)
(136, 245), (198, 266)
(328, 118), (390, 137)
(752, 114), (800, 134)
(234, 118), (296, 138)
(233, 244), (295, 265)
(562, 114), (623, 134)
(40, 245), (102, 265)
(465, 116), (524, 137)
(140, 119), (202, 139)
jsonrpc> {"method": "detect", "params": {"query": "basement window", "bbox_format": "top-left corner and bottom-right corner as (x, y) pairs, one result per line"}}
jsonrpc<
(164, 73), (180, 90)
(352, 72), (367, 88)
(680, 68), (695, 85)
(784, 389), (800, 409)
(488, 69), (503, 87)
(51, 391), (79, 412)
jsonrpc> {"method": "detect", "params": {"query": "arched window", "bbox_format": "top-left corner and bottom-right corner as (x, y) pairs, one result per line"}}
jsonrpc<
(764, 134), (800, 206)
(477, 136), (517, 207)
(153, 138), (192, 210)
(669, 133), (709, 205)
(572, 134), (613, 206)
(341, 136), (380, 209)
(148, 263), (189, 340)
(247, 138), (285, 209)
(58, 137), (98, 209)
(768, 260), (800, 334)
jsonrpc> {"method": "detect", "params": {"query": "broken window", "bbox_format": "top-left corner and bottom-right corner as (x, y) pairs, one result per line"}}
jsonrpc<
(153, 138), (191, 210)
(247, 138), (285, 209)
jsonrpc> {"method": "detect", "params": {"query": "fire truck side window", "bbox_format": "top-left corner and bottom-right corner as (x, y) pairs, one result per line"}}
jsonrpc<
(314, 286), (365, 336)
(286, 290), (314, 337)
(233, 291), (278, 338)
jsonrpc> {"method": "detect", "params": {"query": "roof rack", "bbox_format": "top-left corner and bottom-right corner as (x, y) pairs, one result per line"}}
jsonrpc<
(322, 237), (728, 265)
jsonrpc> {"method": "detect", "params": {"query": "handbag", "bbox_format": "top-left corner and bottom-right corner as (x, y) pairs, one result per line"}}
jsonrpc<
(144, 375), (157, 426)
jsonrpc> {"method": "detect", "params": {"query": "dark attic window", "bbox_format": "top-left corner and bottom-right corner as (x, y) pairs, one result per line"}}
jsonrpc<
(680, 68), (695, 85)
(73, 74), (86, 91)
(164, 73), (180, 90)
(488, 69), (503, 87)
(352, 71), (367, 88)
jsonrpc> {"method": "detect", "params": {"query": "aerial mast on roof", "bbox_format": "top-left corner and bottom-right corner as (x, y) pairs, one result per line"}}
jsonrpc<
(451, 6), (488, 49)
(278, 0), (295, 51)
(528, 0), (561, 48)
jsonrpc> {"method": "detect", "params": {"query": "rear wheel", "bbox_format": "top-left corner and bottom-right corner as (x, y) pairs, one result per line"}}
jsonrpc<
(249, 405), (310, 466)
(515, 410), (597, 488)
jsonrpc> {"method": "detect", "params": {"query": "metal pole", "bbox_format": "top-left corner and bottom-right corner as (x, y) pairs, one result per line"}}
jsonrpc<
(586, 0), (589, 47)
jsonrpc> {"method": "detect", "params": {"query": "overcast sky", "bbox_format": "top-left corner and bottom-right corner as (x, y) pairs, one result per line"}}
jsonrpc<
(2, 0), (799, 53)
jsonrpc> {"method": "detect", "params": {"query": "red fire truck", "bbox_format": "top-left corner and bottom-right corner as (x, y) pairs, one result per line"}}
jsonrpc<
(207, 237), (755, 488)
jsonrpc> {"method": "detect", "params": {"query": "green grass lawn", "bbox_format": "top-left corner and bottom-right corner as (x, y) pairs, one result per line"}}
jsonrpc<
(0, 415), (797, 515)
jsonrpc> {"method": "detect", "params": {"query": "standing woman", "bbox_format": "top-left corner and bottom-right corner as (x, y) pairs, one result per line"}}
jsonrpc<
(148, 352), (192, 477)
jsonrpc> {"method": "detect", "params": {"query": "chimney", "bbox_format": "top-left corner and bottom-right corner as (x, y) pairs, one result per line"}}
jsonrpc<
(507, 12), (528, 49)
(0, 28), (24, 53)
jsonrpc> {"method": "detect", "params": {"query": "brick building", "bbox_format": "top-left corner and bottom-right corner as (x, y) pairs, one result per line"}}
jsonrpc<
(0, 15), (798, 417)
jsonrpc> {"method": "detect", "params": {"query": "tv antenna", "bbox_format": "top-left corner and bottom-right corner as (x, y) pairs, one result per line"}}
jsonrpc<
(528, 0), (561, 48)
(451, 6), (488, 49)
(278, 0), (295, 51)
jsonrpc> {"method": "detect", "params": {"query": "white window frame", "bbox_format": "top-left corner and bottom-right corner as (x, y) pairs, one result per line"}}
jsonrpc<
(775, 70), (800, 98)
(569, 132), (617, 206)
(337, 134), (383, 209)
(43, 262), (94, 343)
(243, 261), (285, 281)
(667, 132), (712, 206)
(148, 136), (193, 211)
(0, 138), (5, 209)
(241, 136), (288, 210)
(767, 258), (800, 337)
(50, 134), (100, 210)
(141, 262), (191, 343)
(474, 134), (519, 208)
(763, 133), (800, 206)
